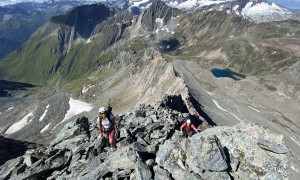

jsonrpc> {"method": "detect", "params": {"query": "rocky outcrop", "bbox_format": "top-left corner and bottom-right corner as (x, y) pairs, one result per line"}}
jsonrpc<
(0, 136), (40, 166)
(140, 0), (182, 31)
(50, 3), (115, 39)
(0, 95), (290, 179)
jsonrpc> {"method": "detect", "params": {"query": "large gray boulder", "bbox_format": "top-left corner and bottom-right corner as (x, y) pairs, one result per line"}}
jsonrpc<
(50, 116), (90, 147)
(187, 123), (290, 179)
(135, 161), (152, 180)
(153, 165), (172, 180)
(10, 148), (72, 179)
(186, 134), (228, 172)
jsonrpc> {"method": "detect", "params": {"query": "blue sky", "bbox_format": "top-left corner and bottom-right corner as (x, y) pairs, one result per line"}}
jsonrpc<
(268, 0), (300, 9)
(1, 0), (300, 10)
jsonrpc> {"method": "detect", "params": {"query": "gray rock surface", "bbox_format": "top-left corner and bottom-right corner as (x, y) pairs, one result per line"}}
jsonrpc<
(0, 95), (291, 179)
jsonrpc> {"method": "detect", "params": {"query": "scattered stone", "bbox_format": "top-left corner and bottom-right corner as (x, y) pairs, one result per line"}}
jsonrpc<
(0, 96), (290, 179)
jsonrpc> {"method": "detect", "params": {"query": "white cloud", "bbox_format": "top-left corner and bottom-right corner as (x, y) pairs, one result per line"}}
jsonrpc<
(0, 0), (103, 6)
(0, 0), (44, 6)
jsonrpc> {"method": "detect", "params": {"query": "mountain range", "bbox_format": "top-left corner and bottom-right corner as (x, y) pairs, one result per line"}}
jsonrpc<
(0, 0), (100, 60)
(0, 0), (299, 61)
(0, 0), (300, 179)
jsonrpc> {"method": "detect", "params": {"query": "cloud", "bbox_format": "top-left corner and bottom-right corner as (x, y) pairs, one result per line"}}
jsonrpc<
(269, 0), (300, 9)
(0, 0), (46, 6)
(289, 0), (300, 3)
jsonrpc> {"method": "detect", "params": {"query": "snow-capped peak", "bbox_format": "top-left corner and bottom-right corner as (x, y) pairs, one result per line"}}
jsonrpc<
(241, 2), (293, 23)
(242, 2), (287, 16)
(121, 0), (297, 23)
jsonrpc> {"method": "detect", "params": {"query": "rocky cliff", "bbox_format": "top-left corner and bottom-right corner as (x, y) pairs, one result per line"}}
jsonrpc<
(0, 96), (290, 179)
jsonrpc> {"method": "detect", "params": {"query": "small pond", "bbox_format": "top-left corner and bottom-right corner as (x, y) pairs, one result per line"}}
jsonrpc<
(157, 39), (180, 53)
(211, 68), (246, 80)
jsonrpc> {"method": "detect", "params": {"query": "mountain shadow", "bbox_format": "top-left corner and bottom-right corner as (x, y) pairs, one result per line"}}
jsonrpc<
(50, 3), (115, 39)
(0, 80), (35, 97)
(0, 136), (41, 166)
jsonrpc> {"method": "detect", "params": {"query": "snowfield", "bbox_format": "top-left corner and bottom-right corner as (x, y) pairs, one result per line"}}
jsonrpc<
(40, 123), (51, 133)
(39, 104), (49, 121)
(242, 2), (287, 17)
(51, 98), (93, 131)
(61, 98), (93, 124)
(5, 112), (33, 134)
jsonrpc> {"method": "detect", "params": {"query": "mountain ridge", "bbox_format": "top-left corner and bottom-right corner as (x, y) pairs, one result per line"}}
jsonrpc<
(0, 1), (300, 178)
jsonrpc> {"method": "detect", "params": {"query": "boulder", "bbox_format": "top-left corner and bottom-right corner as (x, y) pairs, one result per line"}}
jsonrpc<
(135, 161), (152, 180)
(0, 157), (24, 180)
(186, 135), (228, 172)
(153, 165), (172, 180)
(17, 148), (72, 179)
(50, 117), (91, 147)
(191, 123), (290, 179)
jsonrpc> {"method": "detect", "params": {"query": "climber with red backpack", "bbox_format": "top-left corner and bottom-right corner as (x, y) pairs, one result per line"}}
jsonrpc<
(180, 113), (199, 138)
(97, 107), (118, 150)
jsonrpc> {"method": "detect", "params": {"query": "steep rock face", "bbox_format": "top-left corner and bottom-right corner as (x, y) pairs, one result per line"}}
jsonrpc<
(0, 3), (120, 84)
(140, 0), (182, 31)
(0, 97), (290, 179)
(0, 1), (90, 60)
(50, 3), (115, 39)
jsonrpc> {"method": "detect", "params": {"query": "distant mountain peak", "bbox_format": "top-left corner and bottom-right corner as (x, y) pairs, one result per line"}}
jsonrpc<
(50, 3), (115, 38)
(140, 0), (182, 31)
(107, 0), (299, 23)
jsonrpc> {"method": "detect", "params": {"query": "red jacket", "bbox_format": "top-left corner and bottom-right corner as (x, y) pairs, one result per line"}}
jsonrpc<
(181, 122), (196, 132)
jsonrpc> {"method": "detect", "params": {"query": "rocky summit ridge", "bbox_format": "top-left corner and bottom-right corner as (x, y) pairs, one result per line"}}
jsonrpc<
(0, 0), (299, 179)
(0, 96), (290, 179)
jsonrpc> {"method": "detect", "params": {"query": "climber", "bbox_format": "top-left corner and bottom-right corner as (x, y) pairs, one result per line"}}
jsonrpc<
(106, 105), (120, 139)
(180, 114), (199, 138)
(97, 107), (118, 150)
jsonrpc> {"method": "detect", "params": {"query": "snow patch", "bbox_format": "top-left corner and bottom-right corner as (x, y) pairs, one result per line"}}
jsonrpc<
(291, 137), (300, 147)
(40, 123), (51, 133)
(86, 38), (92, 44)
(277, 92), (290, 99)
(130, 0), (150, 7)
(39, 105), (49, 121)
(176, 0), (198, 9)
(233, 5), (239, 11)
(5, 107), (14, 111)
(175, 0), (224, 10)
(291, 166), (299, 173)
(212, 99), (243, 122)
(248, 106), (260, 112)
(52, 98), (93, 130)
(206, 91), (214, 96)
(61, 98), (93, 123)
(5, 112), (34, 134)
(82, 84), (94, 94)
(213, 99), (227, 112)
(155, 18), (164, 27)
